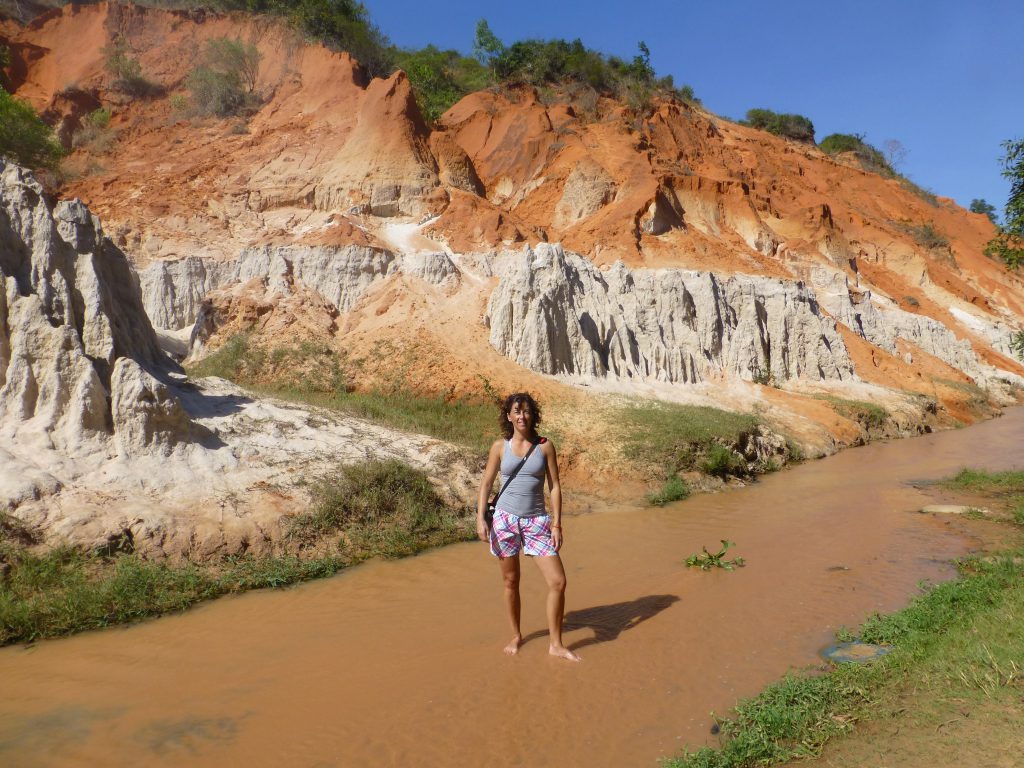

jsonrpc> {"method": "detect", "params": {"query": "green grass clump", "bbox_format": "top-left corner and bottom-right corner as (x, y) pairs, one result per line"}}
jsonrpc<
(618, 401), (759, 477)
(0, 546), (214, 643)
(942, 468), (1024, 526)
(664, 548), (1024, 767)
(701, 444), (748, 479)
(933, 377), (992, 415)
(647, 476), (690, 506)
(188, 332), (253, 379)
(897, 177), (940, 206)
(819, 133), (891, 173)
(0, 457), (471, 645)
(685, 540), (745, 571)
(334, 392), (495, 456)
(942, 468), (1024, 493)
(816, 395), (888, 430)
(288, 459), (471, 555)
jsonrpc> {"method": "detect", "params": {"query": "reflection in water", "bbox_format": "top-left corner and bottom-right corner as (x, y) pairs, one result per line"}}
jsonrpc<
(136, 715), (242, 756)
(0, 705), (124, 761)
(0, 408), (1021, 768)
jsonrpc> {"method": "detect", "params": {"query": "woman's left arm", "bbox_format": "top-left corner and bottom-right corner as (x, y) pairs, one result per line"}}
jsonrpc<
(544, 440), (563, 550)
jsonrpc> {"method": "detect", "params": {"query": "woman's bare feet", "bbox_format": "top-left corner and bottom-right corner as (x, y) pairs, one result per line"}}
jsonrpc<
(504, 635), (522, 655)
(549, 644), (582, 662)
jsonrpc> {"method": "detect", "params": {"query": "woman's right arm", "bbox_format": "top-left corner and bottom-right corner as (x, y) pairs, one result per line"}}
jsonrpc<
(476, 440), (503, 541)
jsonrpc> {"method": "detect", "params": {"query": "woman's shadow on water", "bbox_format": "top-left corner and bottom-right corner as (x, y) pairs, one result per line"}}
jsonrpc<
(521, 594), (679, 651)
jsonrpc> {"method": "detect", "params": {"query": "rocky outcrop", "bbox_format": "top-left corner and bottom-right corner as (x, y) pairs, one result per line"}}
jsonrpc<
(553, 158), (617, 231)
(430, 132), (484, 196)
(313, 72), (439, 217)
(0, 159), (183, 457)
(110, 358), (193, 457)
(811, 268), (1020, 387)
(137, 245), (459, 331)
(668, 175), (780, 256)
(485, 243), (854, 383)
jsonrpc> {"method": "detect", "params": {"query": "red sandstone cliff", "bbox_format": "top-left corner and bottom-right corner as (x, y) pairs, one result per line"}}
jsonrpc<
(2, 2), (1022, 436)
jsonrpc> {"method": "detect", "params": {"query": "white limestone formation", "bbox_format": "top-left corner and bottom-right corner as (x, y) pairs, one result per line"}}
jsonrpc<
(811, 268), (1023, 388)
(110, 358), (193, 457)
(137, 245), (458, 332)
(0, 160), (183, 459)
(485, 243), (855, 384)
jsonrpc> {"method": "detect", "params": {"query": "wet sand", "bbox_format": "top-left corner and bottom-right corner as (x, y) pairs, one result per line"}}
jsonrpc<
(1, 408), (1022, 768)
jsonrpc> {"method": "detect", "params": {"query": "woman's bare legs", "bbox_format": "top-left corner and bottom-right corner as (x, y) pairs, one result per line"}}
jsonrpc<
(499, 555), (522, 654)
(534, 555), (581, 661)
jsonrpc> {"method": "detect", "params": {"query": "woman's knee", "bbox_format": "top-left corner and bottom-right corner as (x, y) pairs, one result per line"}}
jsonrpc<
(502, 571), (520, 590)
(548, 572), (567, 593)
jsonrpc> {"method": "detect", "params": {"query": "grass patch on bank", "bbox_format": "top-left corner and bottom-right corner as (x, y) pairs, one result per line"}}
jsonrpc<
(0, 458), (473, 646)
(647, 476), (691, 506)
(664, 548), (1024, 767)
(942, 468), (1024, 524)
(186, 334), (497, 456)
(288, 459), (473, 554)
(815, 394), (889, 430)
(941, 468), (1024, 494)
(0, 546), (343, 645)
(618, 402), (759, 474)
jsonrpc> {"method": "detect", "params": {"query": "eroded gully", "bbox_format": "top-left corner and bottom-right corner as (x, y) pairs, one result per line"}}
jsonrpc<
(1, 408), (1022, 768)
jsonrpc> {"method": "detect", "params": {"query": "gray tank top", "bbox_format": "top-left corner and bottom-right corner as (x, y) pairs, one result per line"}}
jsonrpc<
(497, 440), (547, 517)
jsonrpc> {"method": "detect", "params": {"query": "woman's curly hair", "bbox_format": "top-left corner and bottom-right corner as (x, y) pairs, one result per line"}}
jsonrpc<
(499, 392), (542, 440)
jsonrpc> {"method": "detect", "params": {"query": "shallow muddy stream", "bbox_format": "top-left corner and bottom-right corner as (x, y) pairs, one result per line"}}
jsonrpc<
(2, 408), (1022, 768)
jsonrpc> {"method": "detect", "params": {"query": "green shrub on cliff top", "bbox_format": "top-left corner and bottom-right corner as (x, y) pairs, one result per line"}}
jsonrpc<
(477, 27), (696, 107)
(244, 0), (392, 76)
(392, 45), (489, 123)
(744, 108), (815, 143)
(394, 24), (698, 124)
(985, 138), (1024, 270)
(0, 87), (64, 170)
(819, 132), (894, 175)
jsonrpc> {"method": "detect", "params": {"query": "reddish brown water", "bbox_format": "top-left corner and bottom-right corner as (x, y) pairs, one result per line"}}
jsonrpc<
(1, 409), (1022, 768)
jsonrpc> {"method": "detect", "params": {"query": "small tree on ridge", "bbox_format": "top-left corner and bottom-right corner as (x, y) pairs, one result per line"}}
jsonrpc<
(985, 138), (1024, 270)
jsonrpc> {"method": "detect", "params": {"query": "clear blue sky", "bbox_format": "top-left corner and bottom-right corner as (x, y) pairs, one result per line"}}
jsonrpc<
(365, 0), (1023, 216)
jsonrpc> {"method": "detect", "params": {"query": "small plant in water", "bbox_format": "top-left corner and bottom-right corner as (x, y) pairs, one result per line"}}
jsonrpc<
(834, 625), (855, 642)
(685, 540), (746, 571)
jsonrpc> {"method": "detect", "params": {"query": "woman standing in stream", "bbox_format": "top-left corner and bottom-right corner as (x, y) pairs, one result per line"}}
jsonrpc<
(476, 392), (581, 661)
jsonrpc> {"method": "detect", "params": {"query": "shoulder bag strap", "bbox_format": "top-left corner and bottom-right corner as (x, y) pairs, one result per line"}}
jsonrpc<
(491, 437), (544, 507)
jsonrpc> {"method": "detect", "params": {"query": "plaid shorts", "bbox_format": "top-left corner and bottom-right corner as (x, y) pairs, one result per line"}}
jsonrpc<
(489, 508), (557, 558)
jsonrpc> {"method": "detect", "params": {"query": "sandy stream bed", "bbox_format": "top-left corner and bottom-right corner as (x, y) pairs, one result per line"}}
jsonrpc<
(0, 408), (1022, 767)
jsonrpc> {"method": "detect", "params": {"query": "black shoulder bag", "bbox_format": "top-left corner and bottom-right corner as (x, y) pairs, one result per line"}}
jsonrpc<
(485, 438), (544, 527)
